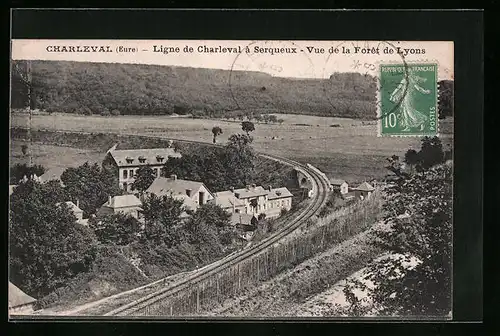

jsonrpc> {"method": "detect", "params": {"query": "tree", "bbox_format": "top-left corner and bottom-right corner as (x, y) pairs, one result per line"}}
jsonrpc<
(186, 203), (233, 245)
(100, 107), (111, 116)
(111, 109), (121, 116)
(385, 155), (407, 178)
(9, 180), (98, 297)
(81, 106), (92, 115)
(404, 148), (419, 174)
(61, 162), (121, 217)
(89, 212), (141, 246)
(10, 163), (46, 184)
(224, 134), (256, 188)
(417, 136), (444, 171)
(141, 194), (185, 247)
(241, 121), (255, 135)
(341, 163), (452, 317)
(131, 166), (156, 192)
(212, 126), (223, 144)
(21, 144), (28, 156)
(268, 115), (278, 123)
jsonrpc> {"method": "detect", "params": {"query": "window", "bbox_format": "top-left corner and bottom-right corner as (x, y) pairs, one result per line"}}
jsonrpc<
(129, 169), (134, 177)
(199, 191), (205, 205)
(123, 170), (128, 179)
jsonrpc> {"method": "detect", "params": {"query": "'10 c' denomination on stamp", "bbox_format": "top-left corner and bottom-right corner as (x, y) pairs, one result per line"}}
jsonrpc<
(379, 63), (438, 137)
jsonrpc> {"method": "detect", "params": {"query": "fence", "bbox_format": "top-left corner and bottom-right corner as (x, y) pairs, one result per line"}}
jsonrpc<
(116, 190), (383, 316)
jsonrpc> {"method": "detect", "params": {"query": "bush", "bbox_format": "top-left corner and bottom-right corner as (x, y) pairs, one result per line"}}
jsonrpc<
(81, 106), (92, 115)
(111, 109), (121, 116)
(100, 108), (111, 116)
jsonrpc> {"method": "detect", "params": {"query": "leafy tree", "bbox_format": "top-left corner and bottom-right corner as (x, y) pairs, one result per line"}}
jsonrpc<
(21, 144), (28, 156)
(89, 212), (141, 246)
(81, 106), (92, 115)
(268, 115), (278, 123)
(9, 180), (98, 297)
(385, 155), (407, 178)
(417, 136), (445, 171)
(61, 162), (121, 217)
(111, 109), (121, 116)
(186, 203), (233, 245)
(342, 163), (452, 317)
(241, 121), (255, 135)
(141, 194), (185, 247)
(10, 163), (46, 184)
(212, 126), (223, 144)
(404, 148), (419, 174)
(225, 134), (256, 188)
(131, 166), (156, 192)
(100, 108), (111, 116)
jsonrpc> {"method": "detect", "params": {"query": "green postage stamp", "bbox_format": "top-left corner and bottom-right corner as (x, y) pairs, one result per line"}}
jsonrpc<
(379, 63), (438, 137)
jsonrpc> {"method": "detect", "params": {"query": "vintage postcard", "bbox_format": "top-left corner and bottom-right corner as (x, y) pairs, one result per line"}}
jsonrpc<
(9, 39), (454, 319)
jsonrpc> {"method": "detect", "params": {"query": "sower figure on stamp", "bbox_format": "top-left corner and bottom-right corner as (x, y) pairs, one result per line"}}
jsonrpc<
(389, 73), (431, 131)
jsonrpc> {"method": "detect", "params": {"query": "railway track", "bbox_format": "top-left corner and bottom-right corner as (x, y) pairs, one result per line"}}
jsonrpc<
(14, 128), (331, 316)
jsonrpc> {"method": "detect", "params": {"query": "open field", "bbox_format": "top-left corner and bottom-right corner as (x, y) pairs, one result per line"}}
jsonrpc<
(11, 112), (453, 182)
(10, 139), (103, 170)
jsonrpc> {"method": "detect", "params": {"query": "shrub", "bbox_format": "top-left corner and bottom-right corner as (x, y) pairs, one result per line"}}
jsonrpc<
(100, 108), (111, 116)
(81, 106), (92, 115)
(111, 109), (121, 116)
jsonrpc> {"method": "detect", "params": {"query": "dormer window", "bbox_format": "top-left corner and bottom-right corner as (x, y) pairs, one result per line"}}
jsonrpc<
(138, 156), (146, 163)
(156, 155), (165, 163)
(126, 156), (134, 164)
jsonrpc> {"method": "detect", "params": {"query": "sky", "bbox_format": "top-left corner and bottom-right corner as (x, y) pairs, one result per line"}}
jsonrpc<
(11, 40), (454, 80)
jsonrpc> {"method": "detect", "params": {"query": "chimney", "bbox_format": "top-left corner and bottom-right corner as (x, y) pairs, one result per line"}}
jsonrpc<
(230, 186), (234, 193)
(251, 184), (256, 189)
(108, 195), (112, 204)
(171, 174), (177, 180)
(76, 199), (80, 208)
(246, 185), (251, 190)
(268, 185), (272, 192)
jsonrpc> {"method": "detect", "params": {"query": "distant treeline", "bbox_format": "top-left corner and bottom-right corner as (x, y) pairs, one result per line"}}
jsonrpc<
(11, 60), (453, 119)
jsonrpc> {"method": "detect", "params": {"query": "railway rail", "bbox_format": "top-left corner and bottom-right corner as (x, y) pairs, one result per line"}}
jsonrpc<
(13, 127), (331, 316)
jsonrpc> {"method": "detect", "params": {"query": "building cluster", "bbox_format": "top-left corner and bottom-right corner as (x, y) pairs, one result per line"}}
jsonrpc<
(328, 178), (375, 200)
(12, 146), (294, 232)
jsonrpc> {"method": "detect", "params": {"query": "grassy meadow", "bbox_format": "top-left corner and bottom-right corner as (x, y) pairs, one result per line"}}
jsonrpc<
(10, 112), (453, 183)
(10, 139), (104, 171)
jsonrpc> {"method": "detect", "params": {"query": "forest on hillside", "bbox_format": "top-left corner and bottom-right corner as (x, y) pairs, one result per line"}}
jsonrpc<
(10, 60), (453, 120)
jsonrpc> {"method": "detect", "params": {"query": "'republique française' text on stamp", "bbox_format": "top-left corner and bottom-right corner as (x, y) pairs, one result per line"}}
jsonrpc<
(379, 63), (438, 137)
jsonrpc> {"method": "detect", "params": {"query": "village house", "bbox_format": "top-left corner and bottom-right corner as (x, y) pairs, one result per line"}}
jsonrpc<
(39, 166), (67, 185)
(329, 179), (349, 195)
(145, 175), (215, 211)
(213, 190), (247, 214)
(103, 145), (182, 192)
(96, 194), (143, 219)
(353, 181), (375, 199)
(215, 184), (293, 219)
(9, 282), (37, 315)
(56, 200), (88, 226)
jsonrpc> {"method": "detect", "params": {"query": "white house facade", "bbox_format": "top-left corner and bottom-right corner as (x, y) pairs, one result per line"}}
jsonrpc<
(104, 145), (182, 192)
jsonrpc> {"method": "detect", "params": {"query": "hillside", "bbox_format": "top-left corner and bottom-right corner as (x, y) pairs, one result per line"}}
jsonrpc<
(11, 60), (378, 119)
